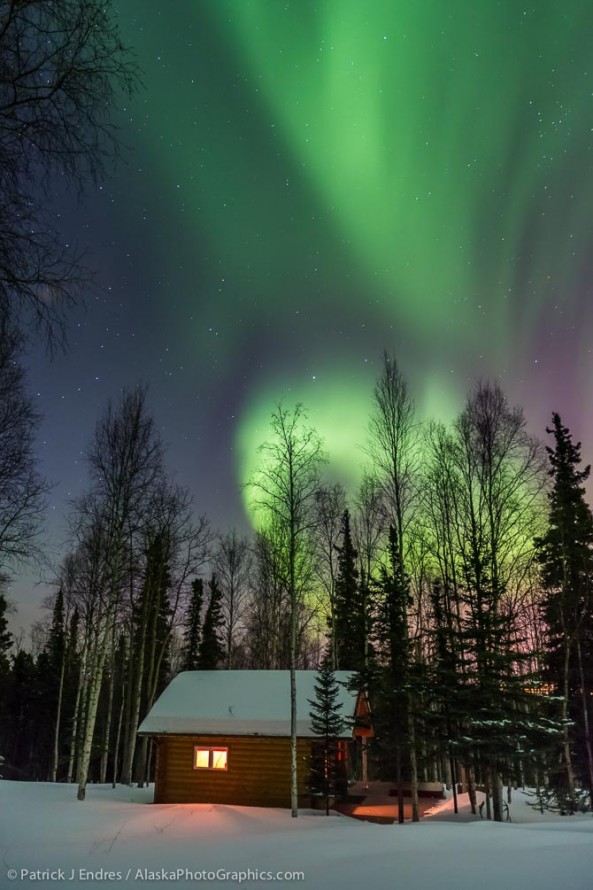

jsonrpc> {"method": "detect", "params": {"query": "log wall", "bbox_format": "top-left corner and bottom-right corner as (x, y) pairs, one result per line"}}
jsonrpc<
(154, 735), (313, 808)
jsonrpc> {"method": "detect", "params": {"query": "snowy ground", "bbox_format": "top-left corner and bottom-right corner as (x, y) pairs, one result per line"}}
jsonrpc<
(1, 781), (592, 889)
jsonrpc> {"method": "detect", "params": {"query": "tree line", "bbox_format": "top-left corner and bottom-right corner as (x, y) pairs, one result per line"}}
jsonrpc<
(0, 351), (591, 823)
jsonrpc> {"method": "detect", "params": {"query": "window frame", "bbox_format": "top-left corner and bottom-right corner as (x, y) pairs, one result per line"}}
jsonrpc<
(193, 746), (229, 771)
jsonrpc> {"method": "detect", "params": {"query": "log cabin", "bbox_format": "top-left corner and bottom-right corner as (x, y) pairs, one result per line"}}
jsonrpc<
(138, 670), (367, 808)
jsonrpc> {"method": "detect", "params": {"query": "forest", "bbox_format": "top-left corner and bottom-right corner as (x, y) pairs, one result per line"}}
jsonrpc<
(0, 0), (591, 829)
(1, 343), (592, 825)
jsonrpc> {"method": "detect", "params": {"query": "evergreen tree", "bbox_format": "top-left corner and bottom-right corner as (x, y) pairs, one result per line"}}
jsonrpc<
(0, 589), (13, 759)
(370, 526), (412, 823)
(456, 583), (534, 810)
(119, 525), (174, 787)
(0, 590), (12, 664)
(426, 579), (464, 814)
(442, 382), (549, 821)
(308, 658), (347, 814)
(4, 650), (38, 777)
(37, 588), (67, 780)
(198, 575), (225, 669)
(183, 578), (204, 670)
(63, 608), (81, 779)
(536, 413), (593, 809)
(332, 510), (366, 671)
(425, 577), (563, 821)
(131, 540), (174, 787)
(48, 589), (66, 666)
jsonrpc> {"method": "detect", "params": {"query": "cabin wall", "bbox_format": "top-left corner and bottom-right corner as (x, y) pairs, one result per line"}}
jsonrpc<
(154, 735), (313, 808)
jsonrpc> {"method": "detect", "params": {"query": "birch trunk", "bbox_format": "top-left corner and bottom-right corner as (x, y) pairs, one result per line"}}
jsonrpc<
(290, 497), (298, 819)
(99, 636), (117, 784)
(67, 637), (88, 783)
(122, 632), (145, 785)
(112, 686), (126, 788)
(576, 638), (593, 807)
(290, 653), (298, 817)
(135, 598), (166, 786)
(49, 653), (66, 782)
(77, 616), (113, 800)
(561, 641), (577, 805)
(408, 708), (420, 822)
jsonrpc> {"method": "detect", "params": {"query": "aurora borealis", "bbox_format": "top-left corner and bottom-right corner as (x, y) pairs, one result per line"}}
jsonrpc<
(17, 1), (593, 624)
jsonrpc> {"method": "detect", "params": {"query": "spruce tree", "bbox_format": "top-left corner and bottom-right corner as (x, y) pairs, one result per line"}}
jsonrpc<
(427, 578), (463, 814)
(43, 589), (67, 780)
(371, 526), (411, 823)
(198, 575), (225, 669)
(432, 383), (552, 821)
(333, 510), (366, 671)
(308, 658), (347, 814)
(0, 590), (12, 695)
(183, 578), (204, 670)
(5, 650), (37, 777)
(536, 413), (593, 810)
(0, 590), (12, 760)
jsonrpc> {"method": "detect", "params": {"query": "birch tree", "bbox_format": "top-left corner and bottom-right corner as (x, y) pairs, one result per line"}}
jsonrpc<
(245, 525), (292, 669)
(447, 382), (547, 820)
(74, 387), (163, 801)
(313, 483), (346, 664)
(214, 530), (252, 669)
(367, 353), (421, 821)
(249, 403), (326, 817)
(0, 0), (137, 342)
(121, 481), (211, 786)
(352, 472), (385, 587)
(0, 321), (47, 574)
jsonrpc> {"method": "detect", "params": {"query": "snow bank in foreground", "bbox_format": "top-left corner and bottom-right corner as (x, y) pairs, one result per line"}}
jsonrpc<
(1, 781), (592, 890)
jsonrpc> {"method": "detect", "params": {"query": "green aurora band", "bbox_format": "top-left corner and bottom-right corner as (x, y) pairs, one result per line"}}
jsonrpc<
(118, 2), (593, 519)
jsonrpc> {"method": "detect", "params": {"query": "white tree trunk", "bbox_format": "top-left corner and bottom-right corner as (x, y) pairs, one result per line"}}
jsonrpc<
(290, 605), (298, 817)
(49, 655), (66, 782)
(77, 619), (112, 801)
(67, 637), (88, 783)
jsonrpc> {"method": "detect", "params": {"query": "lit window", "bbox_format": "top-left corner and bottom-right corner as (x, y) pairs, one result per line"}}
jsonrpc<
(194, 748), (210, 769)
(194, 747), (228, 770)
(212, 749), (228, 769)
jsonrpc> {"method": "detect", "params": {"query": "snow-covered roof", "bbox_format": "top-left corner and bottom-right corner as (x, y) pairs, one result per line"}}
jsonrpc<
(138, 670), (357, 738)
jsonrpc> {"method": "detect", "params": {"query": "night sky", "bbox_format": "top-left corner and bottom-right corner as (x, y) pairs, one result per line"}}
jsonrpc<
(13, 1), (593, 633)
